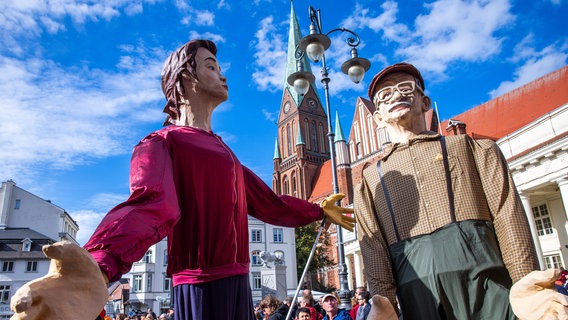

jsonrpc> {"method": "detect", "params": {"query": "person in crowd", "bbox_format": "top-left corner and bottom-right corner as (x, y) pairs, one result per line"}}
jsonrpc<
(296, 307), (313, 320)
(355, 292), (371, 320)
(321, 293), (352, 320)
(354, 62), (539, 319)
(260, 295), (283, 320)
(10, 39), (355, 320)
(302, 289), (325, 317)
(349, 286), (367, 319)
(165, 308), (174, 320)
(299, 296), (322, 320)
(115, 313), (127, 320)
(147, 308), (157, 320)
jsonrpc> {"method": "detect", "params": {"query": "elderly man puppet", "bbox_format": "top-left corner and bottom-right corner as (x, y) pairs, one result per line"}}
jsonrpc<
(9, 39), (355, 320)
(353, 62), (539, 319)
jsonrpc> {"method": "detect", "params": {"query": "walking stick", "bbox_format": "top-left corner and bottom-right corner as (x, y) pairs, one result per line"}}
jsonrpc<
(285, 217), (327, 320)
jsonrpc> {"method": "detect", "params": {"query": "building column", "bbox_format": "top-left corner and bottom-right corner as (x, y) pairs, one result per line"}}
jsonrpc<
(558, 178), (568, 221)
(345, 253), (353, 290)
(353, 252), (363, 288)
(519, 193), (545, 269)
(557, 178), (568, 267)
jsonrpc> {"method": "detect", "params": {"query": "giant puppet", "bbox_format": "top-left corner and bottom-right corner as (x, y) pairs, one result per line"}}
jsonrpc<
(353, 62), (539, 319)
(10, 39), (355, 320)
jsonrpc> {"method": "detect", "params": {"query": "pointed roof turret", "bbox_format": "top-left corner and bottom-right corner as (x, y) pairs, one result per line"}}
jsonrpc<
(334, 111), (346, 142)
(285, 2), (316, 106)
(273, 138), (281, 159)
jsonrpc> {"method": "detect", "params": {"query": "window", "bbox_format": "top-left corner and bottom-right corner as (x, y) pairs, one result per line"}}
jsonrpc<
(163, 249), (168, 266)
(26, 261), (37, 272)
(142, 250), (153, 263)
(252, 272), (261, 290)
(14, 199), (20, 210)
(251, 229), (262, 243)
(287, 124), (292, 156)
(146, 274), (153, 292)
(311, 121), (318, 152)
(273, 228), (283, 243)
(133, 274), (142, 292)
(22, 239), (32, 252)
(533, 204), (553, 236)
(0, 285), (10, 303)
(252, 250), (262, 265)
(164, 276), (171, 292)
(2, 262), (13, 272)
(545, 254), (564, 269)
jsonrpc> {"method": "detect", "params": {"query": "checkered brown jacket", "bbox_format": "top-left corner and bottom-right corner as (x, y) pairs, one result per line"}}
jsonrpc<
(354, 133), (539, 306)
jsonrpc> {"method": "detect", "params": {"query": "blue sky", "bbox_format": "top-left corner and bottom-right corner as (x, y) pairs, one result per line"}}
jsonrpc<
(0, 0), (566, 245)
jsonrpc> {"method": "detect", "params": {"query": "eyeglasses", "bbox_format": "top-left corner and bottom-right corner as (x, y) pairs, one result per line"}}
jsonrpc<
(373, 80), (424, 104)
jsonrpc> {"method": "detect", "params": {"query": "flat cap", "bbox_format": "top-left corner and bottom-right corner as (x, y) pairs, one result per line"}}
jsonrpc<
(368, 62), (424, 101)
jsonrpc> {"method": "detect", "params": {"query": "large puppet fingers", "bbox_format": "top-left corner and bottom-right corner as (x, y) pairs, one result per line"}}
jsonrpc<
(510, 268), (568, 320)
(10, 241), (108, 319)
(321, 193), (356, 232)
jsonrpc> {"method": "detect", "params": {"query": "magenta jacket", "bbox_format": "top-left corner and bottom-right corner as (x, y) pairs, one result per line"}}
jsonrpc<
(84, 126), (323, 285)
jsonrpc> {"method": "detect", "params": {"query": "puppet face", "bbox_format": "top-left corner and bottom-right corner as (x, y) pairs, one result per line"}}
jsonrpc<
(185, 47), (228, 103)
(372, 72), (430, 127)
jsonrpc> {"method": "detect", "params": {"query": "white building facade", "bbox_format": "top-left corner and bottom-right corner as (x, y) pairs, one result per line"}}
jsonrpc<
(0, 180), (79, 319)
(501, 103), (568, 270)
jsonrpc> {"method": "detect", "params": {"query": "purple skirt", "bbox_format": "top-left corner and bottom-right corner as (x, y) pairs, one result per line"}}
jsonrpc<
(173, 274), (255, 320)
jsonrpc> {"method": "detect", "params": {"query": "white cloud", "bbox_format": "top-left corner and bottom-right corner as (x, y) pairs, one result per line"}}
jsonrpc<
(194, 10), (215, 26)
(262, 108), (277, 122)
(490, 40), (568, 97)
(0, 0), (157, 55)
(345, 0), (516, 77)
(251, 15), (287, 92)
(400, 0), (515, 75)
(217, 0), (230, 10)
(342, 1), (411, 43)
(188, 31), (226, 44)
(72, 209), (107, 246)
(0, 46), (165, 182)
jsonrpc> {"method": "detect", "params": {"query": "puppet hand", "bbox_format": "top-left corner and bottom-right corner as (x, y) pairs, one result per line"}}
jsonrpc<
(510, 268), (568, 320)
(367, 295), (398, 320)
(321, 193), (356, 232)
(10, 241), (108, 319)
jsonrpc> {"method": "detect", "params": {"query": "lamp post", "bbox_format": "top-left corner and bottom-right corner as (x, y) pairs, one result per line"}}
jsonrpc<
(287, 6), (370, 310)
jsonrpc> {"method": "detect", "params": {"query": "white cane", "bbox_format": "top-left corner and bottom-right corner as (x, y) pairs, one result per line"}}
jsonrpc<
(285, 217), (327, 320)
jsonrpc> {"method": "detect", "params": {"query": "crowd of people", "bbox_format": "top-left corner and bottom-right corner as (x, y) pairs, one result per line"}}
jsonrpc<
(253, 287), (375, 320)
(102, 307), (174, 320)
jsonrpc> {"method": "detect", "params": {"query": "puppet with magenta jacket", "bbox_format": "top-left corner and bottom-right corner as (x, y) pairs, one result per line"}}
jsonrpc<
(9, 39), (355, 320)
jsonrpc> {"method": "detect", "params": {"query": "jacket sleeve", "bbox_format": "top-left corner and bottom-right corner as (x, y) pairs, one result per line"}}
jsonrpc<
(84, 135), (181, 281)
(353, 178), (398, 310)
(469, 137), (539, 282)
(242, 166), (323, 227)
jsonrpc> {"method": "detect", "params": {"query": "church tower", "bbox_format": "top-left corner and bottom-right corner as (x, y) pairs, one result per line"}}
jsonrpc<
(272, 2), (330, 200)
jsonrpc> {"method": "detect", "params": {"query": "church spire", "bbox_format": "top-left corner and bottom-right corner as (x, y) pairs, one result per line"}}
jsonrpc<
(334, 111), (346, 143)
(285, 1), (314, 106)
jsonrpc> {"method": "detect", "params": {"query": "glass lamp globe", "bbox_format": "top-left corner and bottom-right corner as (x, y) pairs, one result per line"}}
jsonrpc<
(294, 78), (310, 96)
(347, 64), (366, 84)
(306, 42), (325, 63)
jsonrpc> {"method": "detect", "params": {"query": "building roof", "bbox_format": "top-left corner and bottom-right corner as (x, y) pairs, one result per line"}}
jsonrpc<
(308, 160), (332, 203)
(0, 228), (54, 259)
(0, 228), (53, 241)
(440, 65), (568, 139)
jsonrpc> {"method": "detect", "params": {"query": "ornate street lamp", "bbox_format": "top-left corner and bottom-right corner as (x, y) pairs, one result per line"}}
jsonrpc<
(287, 6), (371, 312)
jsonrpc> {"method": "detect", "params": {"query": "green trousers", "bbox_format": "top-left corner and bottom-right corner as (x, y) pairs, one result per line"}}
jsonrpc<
(389, 220), (516, 320)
